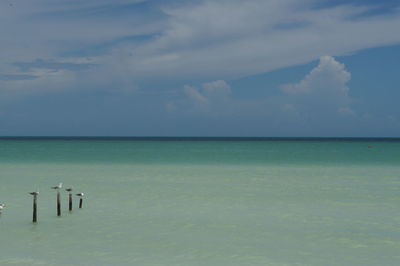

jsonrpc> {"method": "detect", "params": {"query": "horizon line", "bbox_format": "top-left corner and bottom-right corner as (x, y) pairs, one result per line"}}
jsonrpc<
(0, 136), (399, 140)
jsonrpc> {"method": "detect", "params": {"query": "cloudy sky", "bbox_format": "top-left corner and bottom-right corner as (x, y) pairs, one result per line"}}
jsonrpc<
(1, 0), (399, 136)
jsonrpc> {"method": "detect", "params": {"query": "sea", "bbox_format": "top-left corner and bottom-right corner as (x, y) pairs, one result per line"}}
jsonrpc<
(0, 137), (399, 266)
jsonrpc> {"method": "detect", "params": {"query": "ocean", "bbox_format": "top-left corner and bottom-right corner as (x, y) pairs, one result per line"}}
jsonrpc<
(0, 138), (399, 265)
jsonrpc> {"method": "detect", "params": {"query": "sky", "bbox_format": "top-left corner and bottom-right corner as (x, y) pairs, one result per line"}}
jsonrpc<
(0, 0), (399, 137)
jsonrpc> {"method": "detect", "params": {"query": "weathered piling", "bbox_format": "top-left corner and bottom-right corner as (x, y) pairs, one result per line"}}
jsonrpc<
(33, 195), (37, 222)
(51, 183), (62, 216)
(29, 192), (39, 223)
(76, 193), (84, 208)
(57, 191), (61, 216)
(66, 188), (73, 211)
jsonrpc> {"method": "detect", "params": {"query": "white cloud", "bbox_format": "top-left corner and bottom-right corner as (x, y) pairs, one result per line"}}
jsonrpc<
(172, 56), (357, 122)
(282, 56), (351, 95)
(169, 80), (235, 114)
(0, 69), (76, 93)
(183, 85), (209, 105)
(202, 80), (231, 99)
(118, 0), (400, 80)
(1, 0), (400, 107)
(280, 56), (355, 117)
(0, 0), (160, 64)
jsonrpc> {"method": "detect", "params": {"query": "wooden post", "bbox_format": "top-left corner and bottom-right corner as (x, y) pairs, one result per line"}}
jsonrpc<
(69, 193), (72, 211)
(51, 183), (63, 216)
(30, 192), (39, 223)
(33, 194), (37, 223)
(57, 191), (61, 216)
(66, 188), (73, 211)
(76, 193), (84, 208)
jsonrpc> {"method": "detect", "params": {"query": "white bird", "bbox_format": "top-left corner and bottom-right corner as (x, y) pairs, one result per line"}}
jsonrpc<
(0, 204), (5, 211)
(51, 183), (63, 190)
(29, 191), (39, 196)
(76, 193), (84, 197)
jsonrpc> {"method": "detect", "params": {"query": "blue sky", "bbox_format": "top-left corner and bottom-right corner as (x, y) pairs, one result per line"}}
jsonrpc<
(0, 0), (399, 136)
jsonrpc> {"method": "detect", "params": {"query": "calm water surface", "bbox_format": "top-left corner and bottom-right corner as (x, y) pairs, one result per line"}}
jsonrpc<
(0, 138), (399, 265)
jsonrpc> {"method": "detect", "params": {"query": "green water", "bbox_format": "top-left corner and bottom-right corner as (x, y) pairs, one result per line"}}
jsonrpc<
(0, 139), (399, 265)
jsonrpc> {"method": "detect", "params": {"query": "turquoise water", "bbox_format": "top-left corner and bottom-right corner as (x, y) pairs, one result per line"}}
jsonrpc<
(0, 138), (399, 265)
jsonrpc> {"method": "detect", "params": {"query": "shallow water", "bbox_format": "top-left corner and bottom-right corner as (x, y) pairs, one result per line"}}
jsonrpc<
(0, 139), (399, 265)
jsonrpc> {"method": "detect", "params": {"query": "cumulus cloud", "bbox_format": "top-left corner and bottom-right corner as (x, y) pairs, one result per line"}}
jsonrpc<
(202, 80), (231, 99)
(168, 80), (234, 114)
(183, 85), (209, 105)
(281, 56), (354, 116)
(281, 56), (351, 95)
(170, 56), (358, 132)
(172, 57), (356, 121)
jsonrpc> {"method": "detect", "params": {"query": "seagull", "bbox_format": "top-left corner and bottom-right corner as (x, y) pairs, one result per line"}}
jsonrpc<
(65, 188), (73, 192)
(0, 204), (5, 211)
(29, 191), (39, 196)
(51, 183), (63, 190)
(76, 193), (84, 197)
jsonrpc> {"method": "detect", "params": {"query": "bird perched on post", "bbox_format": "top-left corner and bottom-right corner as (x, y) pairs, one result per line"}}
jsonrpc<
(66, 188), (73, 192)
(76, 193), (84, 197)
(51, 183), (62, 190)
(29, 191), (39, 196)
